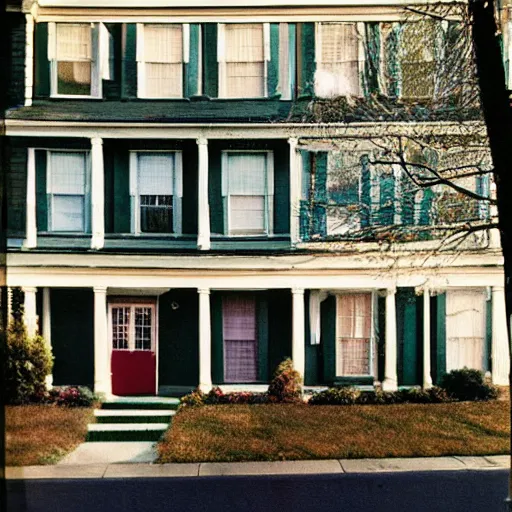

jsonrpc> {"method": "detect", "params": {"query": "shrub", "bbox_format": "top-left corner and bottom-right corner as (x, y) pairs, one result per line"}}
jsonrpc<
(4, 319), (53, 404)
(440, 368), (498, 402)
(309, 387), (360, 405)
(398, 386), (451, 404)
(50, 386), (99, 407)
(180, 389), (206, 408)
(267, 358), (303, 403)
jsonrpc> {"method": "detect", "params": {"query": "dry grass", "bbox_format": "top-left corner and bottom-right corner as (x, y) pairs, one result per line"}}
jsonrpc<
(6, 405), (94, 466)
(158, 402), (510, 463)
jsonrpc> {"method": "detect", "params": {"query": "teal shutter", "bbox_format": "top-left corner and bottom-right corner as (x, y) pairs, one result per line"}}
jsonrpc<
(321, 295), (336, 384)
(35, 150), (47, 232)
(273, 143), (290, 235)
(298, 22), (315, 97)
(379, 171), (395, 226)
(312, 152), (327, 237)
(267, 23), (280, 98)
(397, 288), (420, 386)
(288, 23), (297, 98)
(299, 150), (311, 240)
(385, 23), (401, 97)
(34, 23), (50, 97)
(377, 296), (386, 382)
(185, 24), (201, 97)
(418, 188), (434, 226)
(203, 24), (218, 98)
(113, 150), (131, 233)
(434, 293), (446, 384)
(211, 293), (224, 384)
(122, 24), (138, 98)
(208, 146), (223, 234)
(360, 155), (371, 228)
(401, 174), (415, 226)
(476, 173), (490, 220)
(257, 296), (269, 382)
(486, 293), (492, 373)
(365, 23), (381, 96)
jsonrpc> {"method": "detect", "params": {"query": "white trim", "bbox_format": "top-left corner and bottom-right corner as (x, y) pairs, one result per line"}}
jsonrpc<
(198, 288), (212, 391)
(91, 136), (105, 250)
(263, 22), (271, 62)
(136, 23), (145, 97)
(422, 286), (433, 388)
(24, 148), (37, 249)
(182, 23), (190, 63)
(382, 287), (398, 391)
(491, 286), (509, 385)
(25, 14), (35, 106)
(94, 286), (111, 395)
(292, 287), (306, 378)
(197, 137), (211, 250)
(23, 286), (38, 338)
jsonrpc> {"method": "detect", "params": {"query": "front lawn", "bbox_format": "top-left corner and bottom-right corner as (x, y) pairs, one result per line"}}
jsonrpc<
(158, 401), (510, 463)
(6, 405), (94, 466)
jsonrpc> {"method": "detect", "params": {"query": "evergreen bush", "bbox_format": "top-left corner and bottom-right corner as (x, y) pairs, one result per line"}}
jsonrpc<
(440, 368), (498, 401)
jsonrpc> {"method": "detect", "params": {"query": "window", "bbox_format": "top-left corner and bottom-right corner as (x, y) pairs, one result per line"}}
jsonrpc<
(110, 303), (155, 352)
(47, 151), (89, 232)
(137, 24), (187, 98)
(48, 23), (111, 97)
(315, 23), (362, 97)
(223, 295), (258, 382)
(336, 293), (374, 376)
(219, 23), (269, 98)
(222, 152), (274, 236)
(130, 152), (183, 234)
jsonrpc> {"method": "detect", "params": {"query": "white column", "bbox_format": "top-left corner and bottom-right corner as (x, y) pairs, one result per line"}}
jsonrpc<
(91, 137), (105, 250)
(24, 148), (37, 249)
(492, 286), (510, 385)
(94, 286), (110, 395)
(289, 137), (300, 245)
(23, 286), (38, 338)
(42, 287), (53, 388)
(382, 288), (398, 391)
(422, 287), (433, 389)
(292, 287), (306, 379)
(198, 288), (212, 391)
(197, 138), (211, 250)
(489, 182), (501, 249)
(25, 14), (34, 107)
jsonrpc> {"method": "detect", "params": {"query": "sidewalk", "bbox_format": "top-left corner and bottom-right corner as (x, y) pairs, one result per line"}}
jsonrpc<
(5, 455), (509, 480)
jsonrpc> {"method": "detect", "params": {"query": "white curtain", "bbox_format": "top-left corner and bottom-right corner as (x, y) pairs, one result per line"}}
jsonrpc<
(138, 153), (174, 195)
(446, 290), (486, 371)
(225, 24), (265, 98)
(336, 293), (372, 376)
(56, 24), (91, 61)
(316, 23), (360, 97)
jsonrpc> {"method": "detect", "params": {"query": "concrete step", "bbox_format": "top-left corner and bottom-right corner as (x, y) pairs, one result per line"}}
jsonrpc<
(87, 423), (169, 442)
(102, 396), (180, 411)
(94, 409), (176, 424)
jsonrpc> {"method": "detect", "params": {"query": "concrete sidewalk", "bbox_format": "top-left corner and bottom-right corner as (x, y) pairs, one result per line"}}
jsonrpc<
(5, 455), (509, 480)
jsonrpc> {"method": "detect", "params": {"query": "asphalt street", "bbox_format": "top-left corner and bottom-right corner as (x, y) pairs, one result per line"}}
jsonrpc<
(5, 470), (510, 512)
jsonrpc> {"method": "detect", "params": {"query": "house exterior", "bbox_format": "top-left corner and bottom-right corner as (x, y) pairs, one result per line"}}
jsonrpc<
(3, 0), (510, 396)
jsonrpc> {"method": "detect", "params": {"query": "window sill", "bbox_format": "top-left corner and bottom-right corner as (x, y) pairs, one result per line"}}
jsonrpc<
(49, 95), (102, 100)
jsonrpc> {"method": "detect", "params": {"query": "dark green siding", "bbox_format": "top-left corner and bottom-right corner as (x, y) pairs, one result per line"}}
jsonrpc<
(182, 141), (198, 235)
(51, 289), (94, 388)
(203, 24), (218, 98)
(267, 23), (280, 98)
(122, 24), (138, 99)
(103, 144), (115, 233)
(6, 144), (27, 235)
(6, 13), (26, 108)
(268, 290), (292, 377)
(158, 290), (199, 387)
(35, 150), (48, 232)
(211, 292), (224, 383)
(273, 143), (290, 234)
(321, 295), (336, 384)
(298, 22), (315, 97)
(34, 22), (50, 97)
(396, 288), (421, 386)
(432, 293), (446, 384)
(208, 144), (223, 234)
(185, 24), (201, 97)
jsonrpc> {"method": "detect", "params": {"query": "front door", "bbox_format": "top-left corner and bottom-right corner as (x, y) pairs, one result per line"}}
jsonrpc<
(110, 302), (157, 395)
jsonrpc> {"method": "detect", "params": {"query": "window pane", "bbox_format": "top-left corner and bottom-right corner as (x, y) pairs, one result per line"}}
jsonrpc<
(144, 24), (183, 63)
(52, 195), (84, 231)
(50, 152), (87, 195)
(140, 195), (173, 233)
(138, 154), (174, 195)
(57, 62), (91, 95)
(56, 24), (92, 61)
(223, 296), (258, 382)
(230, 195), (265, 234)
(227, 153), (266, 195)
(134, 307), (152, 351)
(112, 307), (130, 350)
(226, 62), (265, 98)
(145, 63), (183, 97)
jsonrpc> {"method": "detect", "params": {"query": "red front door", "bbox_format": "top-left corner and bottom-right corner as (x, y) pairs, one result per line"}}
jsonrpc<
(110, 303), (157, 396)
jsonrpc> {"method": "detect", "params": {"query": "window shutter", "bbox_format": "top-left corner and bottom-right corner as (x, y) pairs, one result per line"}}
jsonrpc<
(360, 155), (371, 228)
(356, 22), (367, 97)
(185, 23), (201, 97)
(365, 22), (382, 95)
(298, 22), (316, 97)
(122, 24), (138, 98)
(434, 293), (447, 384)
(418, 188), (434, 226)
(91, 23), (101, 98)
(312, 151), (327, 237)
(267, 23), (280, 97)
(112, 149), (131, 234)
(35, 150), (48, 232)
(299, 150), (311, 240)
(477, 173), (490, 220)
(202, 23), (218, 97)
(321, 295), (336, 384)
(35, 22), (51, 97)
(100, 23), (112, 81)
(384, 22), (402, 97)
(379, 170), (395, 226)
(135, 23), (145, 97)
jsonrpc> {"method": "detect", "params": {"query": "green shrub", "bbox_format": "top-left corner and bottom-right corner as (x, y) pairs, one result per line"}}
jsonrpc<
(309, 387), (360, 405)
(440, 368), (498, 401)
(267, 358), (303, 403)
(5, 319), (53, 404)
(180, 388), (206, 408)
(51, 386), (99, 407)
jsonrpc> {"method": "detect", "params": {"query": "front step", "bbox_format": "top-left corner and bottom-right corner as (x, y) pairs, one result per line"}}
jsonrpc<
(87, 423), (169, 442)
(94, 409), (176, 424)
(101, 397), (180, 410)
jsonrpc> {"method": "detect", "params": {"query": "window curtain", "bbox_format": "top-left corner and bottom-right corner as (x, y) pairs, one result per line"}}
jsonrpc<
(56, 24), (92, 86)
(336, 293), (372, 376)
(223, 296), (258, 382)
(137, 153), (174, 195)
(225, 24), (265, 97)
(446, 290), (486, 372)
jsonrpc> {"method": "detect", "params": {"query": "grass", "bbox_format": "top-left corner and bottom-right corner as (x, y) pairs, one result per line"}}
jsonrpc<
(6, 405), (95, 466)
(157, 401), (510, 463)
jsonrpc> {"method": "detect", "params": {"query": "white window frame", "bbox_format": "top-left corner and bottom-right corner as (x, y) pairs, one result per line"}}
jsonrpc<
(221, 150), (274, 237)
(108, 302), (157, 353)
(129, 151), (183, 236)
(136, 23), (190, 99)
(48, 22), (109, 99)
(335, 291), (376, 378)
(218, 22), (270, 99)
(46, 149), (91, 233)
